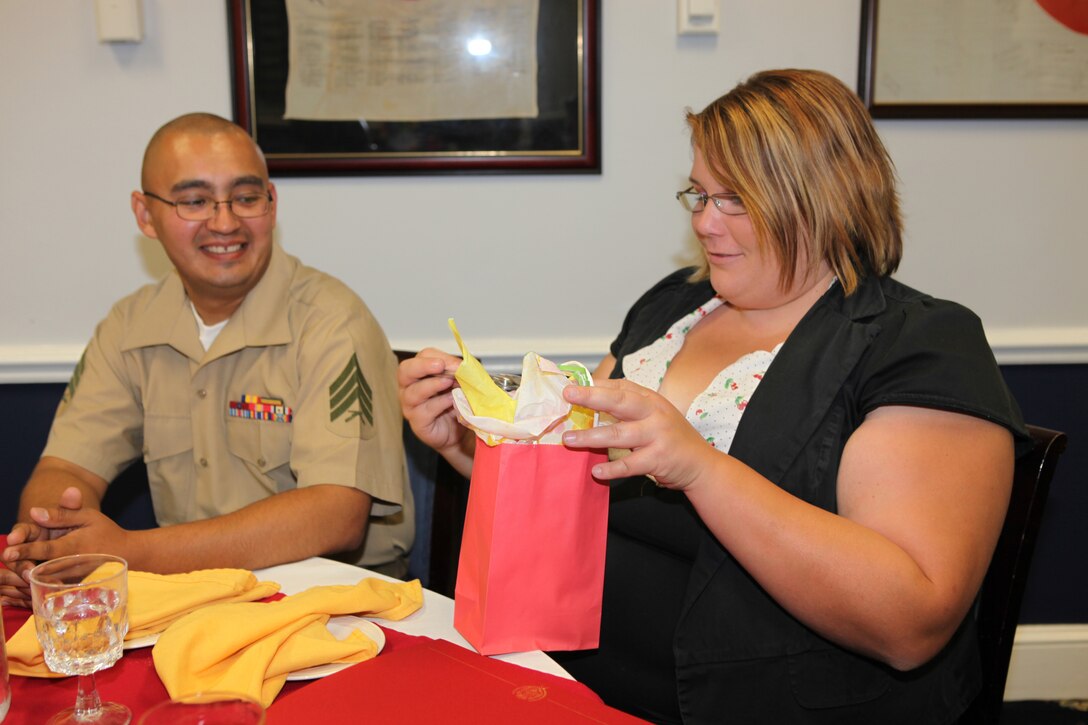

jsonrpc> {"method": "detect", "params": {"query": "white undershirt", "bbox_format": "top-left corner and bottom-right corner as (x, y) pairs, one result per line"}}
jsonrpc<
(190, 302), (229, 351)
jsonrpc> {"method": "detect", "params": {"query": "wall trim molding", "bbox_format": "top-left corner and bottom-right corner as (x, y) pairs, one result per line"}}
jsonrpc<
(1005, 624), (1088, 701)
(987, 326), (1088, 365)
(0, 344), (86, 384)
(2, 327), (1087, 383)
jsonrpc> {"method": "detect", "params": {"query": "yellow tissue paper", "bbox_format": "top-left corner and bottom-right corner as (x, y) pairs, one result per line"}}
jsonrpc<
(447, 320), (597, 446)
(449, 318), (517, 422)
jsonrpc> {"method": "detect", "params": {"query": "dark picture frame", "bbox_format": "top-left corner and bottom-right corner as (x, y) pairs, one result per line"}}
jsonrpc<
(228, 0), (601, 175)
(858, 0), (1088, 119)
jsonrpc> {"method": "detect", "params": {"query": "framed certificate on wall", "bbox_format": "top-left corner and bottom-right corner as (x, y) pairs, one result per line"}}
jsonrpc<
(858, 0), (1088, 119)
(229, 0), (601, 175)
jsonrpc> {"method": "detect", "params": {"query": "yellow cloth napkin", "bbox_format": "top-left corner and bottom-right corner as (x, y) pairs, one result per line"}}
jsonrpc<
(153, 577), (423, 708)
(6, 568), (279, 678)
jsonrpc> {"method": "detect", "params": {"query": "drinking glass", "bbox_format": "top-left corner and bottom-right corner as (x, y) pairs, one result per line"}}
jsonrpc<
(137, 692), (265, 724)
(29, 554), (130, 725)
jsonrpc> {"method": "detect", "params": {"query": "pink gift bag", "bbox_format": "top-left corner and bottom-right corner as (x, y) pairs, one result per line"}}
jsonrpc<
(454, 442), (609, 655)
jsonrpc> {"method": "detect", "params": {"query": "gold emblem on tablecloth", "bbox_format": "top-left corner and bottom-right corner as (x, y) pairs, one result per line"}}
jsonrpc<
(513, 685), (548, 702)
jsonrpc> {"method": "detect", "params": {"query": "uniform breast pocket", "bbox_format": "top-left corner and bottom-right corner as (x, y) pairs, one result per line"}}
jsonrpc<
(143, 415), (194, 463)
(225, 417), (293, 488)
(142, 415), (195, 525)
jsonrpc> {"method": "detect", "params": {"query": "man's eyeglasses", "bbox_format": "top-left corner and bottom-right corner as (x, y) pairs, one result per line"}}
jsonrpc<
(675, 188), (747, 215)
(142, 190), (273, 221)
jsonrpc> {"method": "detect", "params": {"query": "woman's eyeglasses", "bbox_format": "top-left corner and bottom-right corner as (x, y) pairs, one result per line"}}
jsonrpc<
(675, 188), (746, 215)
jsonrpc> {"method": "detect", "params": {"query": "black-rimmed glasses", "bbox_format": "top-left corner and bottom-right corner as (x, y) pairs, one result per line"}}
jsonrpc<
(142, 190), (273, 221)
(675, 187), (747, 215)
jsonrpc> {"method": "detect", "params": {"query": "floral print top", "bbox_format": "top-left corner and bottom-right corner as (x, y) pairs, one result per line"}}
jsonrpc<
(621, 296), (782, 453)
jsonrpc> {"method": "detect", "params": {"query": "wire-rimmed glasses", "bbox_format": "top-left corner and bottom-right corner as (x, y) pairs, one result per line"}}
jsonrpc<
(142, 191), (272, 221)
(675, 187), (747, 215)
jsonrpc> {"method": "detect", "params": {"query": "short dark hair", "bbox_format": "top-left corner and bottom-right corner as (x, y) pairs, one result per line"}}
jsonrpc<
(141, 113), (266, 189)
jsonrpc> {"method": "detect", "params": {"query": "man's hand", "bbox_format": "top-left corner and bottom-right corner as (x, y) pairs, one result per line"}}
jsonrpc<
(1, 486), (90, 607)
(4, 491), (131, 564)
(1, 521), (46, 607)
(1, 487), (132, 607)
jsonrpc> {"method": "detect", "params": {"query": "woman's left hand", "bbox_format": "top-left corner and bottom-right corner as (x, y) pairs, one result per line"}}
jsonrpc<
(561, 379), (714, 490)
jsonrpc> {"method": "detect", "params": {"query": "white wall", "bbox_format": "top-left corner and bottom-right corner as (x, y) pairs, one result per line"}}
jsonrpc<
(2, 0), (1086, 382)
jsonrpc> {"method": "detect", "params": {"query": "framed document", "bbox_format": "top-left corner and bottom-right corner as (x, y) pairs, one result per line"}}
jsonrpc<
(228, 0), (601, 175)
(858, 0), (1088, 119)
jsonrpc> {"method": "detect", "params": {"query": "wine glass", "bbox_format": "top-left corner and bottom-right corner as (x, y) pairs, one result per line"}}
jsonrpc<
(29, 554), (130, 725)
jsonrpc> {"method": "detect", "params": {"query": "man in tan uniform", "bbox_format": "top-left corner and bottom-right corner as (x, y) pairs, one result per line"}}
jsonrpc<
(1, 113), (412, 606)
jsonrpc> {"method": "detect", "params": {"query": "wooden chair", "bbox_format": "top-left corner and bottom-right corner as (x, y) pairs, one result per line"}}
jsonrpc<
(957, 424), (1068, 724)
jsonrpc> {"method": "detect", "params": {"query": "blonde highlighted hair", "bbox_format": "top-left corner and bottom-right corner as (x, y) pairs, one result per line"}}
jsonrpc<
(686, 69), (902, 295)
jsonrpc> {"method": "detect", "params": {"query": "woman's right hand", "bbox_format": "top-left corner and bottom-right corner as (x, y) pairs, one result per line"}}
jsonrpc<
(397, 348), (475, 476)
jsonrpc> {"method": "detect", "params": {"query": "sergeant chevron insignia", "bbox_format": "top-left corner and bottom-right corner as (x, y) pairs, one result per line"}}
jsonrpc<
(329, 353), (374, 438)
(61, 350), (87, 408)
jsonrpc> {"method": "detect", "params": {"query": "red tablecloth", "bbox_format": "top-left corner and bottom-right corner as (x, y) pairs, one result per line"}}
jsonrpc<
(1, 536), (642, 723)
(2, 601), (433, 724)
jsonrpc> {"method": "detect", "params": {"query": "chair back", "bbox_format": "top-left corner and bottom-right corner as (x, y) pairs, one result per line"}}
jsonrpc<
(958, 424), (1067, 724)
(395, 349), (470, 597)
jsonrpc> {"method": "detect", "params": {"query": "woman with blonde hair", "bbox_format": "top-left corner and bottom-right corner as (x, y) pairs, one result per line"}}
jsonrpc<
(400, 69), (1028, 723)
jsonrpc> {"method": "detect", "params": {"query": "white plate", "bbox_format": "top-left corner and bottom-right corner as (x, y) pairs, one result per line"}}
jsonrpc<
(285, 616), (386, 681)
(122, 615), (386, 681)
(123, 633), (157, 650)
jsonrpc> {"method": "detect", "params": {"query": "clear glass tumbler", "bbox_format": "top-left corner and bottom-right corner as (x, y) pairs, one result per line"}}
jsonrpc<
(29, 554), (130, 725)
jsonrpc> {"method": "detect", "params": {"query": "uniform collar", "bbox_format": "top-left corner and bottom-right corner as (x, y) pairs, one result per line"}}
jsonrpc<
(121, 244), (296, 361)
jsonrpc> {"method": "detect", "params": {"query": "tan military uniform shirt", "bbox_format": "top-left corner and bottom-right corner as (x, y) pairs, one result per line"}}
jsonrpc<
(44, 245), (413, 573)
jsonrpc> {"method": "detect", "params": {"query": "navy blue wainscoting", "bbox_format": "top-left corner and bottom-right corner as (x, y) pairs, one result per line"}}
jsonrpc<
(1, 383), (65, 531)
(0, 383), (157, 533)
(1000, 365), (1087, 624)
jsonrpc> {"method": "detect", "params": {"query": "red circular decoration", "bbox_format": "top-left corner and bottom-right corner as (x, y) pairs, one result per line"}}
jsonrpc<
(1036, 0), (1088, 34)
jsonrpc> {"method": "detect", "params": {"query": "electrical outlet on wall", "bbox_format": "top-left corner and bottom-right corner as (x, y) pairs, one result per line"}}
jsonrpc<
(95, 0), (143, 43)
